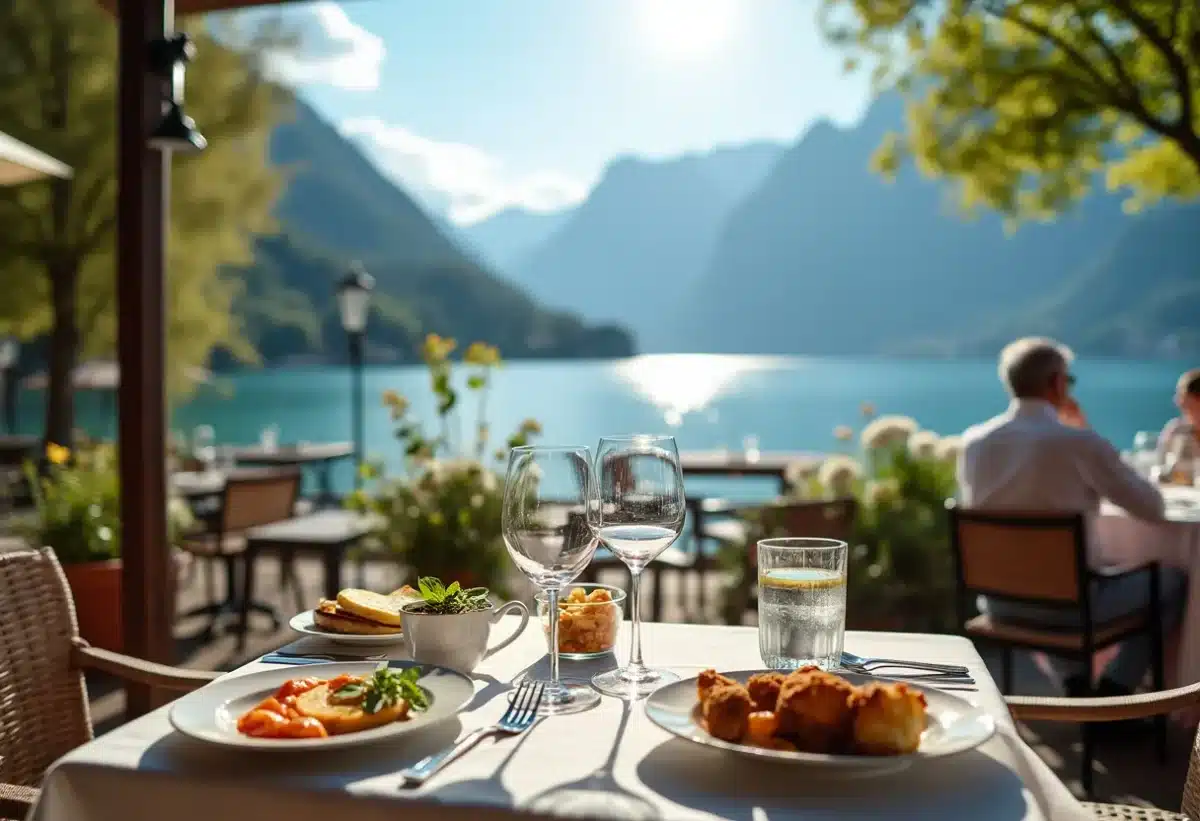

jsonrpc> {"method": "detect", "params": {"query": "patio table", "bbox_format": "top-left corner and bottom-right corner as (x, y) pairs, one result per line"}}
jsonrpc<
(232, 442), (354, 503)
(1099, 485), (1200, 712)
(30, 623), (1088, 821)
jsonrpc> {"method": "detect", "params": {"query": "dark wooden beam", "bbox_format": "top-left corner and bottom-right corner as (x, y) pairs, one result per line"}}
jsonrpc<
(117, 0), (173, 717)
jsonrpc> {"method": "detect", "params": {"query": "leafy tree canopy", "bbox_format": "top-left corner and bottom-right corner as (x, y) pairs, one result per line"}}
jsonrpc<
(821, 0), (1200, 220)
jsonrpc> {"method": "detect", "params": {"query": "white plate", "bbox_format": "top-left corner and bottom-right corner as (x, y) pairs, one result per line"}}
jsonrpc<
(169, 661), (474, 750)
(645, 670), (995, 773)
(289, 610), (408, 646)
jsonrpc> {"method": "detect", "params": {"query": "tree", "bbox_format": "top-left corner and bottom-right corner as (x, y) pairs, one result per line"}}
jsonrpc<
(821, 0), (1200, 220)
(0, 1), (288, 446)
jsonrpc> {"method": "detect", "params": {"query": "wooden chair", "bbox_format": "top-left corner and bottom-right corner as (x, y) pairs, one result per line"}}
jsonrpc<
(1007, 683), (1200, 819)
(947, 502), (1168, 796)
(0, 547), (217, 820)
(177, 467), (301, 636)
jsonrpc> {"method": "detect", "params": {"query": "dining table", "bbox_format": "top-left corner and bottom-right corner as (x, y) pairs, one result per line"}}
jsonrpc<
(31, 622), (1090, 821)
(1098, 484), (1200, 706)
(679, 450), (818, 495)
(231, 441), (354, 503)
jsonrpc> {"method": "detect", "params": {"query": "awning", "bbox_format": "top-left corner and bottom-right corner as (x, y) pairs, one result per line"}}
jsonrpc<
(0, 131), (72, 186)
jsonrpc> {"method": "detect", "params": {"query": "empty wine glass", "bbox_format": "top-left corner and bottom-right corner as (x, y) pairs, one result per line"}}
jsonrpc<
(590, 435), (686, 699)
(502, 446), (601, 715)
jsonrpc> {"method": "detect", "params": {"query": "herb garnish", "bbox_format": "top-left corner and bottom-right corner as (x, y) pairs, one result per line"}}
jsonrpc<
(348, 663), (430, 715)
(413, 576), (491, 615)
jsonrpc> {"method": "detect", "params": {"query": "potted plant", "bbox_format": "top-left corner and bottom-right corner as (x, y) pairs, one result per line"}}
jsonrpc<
(22, 442), (194, 651)
(348, 335), (541, 595)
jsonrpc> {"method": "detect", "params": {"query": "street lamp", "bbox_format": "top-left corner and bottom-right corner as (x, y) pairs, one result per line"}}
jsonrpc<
(337, 263), (374, 491)
(0, 338), (18, 434)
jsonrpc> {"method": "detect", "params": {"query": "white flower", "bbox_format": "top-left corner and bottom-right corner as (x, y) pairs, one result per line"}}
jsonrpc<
(935, 435), (963, 466)
(864, 478), (901, 508)
(908, 430), (940, 460)
(817, 455), (863, 496)
(470, 493), (485, 509)
(785, 459), (818, 488)
(860, 415), (918, 450)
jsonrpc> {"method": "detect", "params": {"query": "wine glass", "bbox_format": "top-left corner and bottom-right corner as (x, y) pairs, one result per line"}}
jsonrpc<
(590, 434), (686, 699)
(502, 445), (601, 715)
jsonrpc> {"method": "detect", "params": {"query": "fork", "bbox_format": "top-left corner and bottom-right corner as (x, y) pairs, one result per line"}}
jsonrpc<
(399, 680), (545, 787)
(841, 651), (970, 675)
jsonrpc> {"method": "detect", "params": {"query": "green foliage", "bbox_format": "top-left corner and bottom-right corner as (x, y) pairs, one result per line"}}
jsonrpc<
(21, 441), (195, 564)
(412, 576), (491, 615)
(347, 336), (543, 594)
(0, 2), (289, 441)
(822, 0), (1200, 220)
(358, 664), (429, 715)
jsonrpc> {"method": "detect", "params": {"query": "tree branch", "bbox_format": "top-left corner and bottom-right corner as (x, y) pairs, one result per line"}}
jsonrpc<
(1110, 0), (1194, 136)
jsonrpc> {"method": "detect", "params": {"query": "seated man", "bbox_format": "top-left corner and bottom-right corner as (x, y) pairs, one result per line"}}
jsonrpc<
(959, 337), (1186, 698)
(1157, 368), (1200, 474)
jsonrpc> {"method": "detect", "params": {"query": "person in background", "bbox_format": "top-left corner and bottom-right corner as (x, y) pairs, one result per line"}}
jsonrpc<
(1157, 368), (1200, 472)
(959, 337), (1185, 700)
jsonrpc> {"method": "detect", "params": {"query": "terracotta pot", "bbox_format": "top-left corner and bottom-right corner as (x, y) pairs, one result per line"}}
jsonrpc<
(62, 559), (123, 653)
(60, 553), (183, 653)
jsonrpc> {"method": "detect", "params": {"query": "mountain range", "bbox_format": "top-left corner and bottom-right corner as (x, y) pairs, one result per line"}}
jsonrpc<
(461, 93), (1195, 358)
(230, 99), (634, 366)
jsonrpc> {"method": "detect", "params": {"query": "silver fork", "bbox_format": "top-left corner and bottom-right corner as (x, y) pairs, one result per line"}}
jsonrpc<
(400, 680), (545, 787)
(841, 651), (970, 675)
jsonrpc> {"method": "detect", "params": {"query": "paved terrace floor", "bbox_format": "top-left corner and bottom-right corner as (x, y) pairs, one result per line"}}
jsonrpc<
(83, 557), (1191, 814)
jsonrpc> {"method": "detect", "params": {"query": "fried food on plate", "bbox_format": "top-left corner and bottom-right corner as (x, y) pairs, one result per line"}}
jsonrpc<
(775, 670), (856, 753)
(697, 668), (738, 704)
(702, 683), (753, 743)
(851, 682), (928, 756)
(746, 672), (785, 712)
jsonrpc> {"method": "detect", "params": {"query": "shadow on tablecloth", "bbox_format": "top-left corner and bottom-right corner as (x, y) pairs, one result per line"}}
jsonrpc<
(635, 740), (1030, 821)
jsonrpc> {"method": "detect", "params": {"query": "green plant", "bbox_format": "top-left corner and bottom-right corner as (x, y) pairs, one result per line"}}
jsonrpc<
(348, 335), (541, 594)
(409, 576), (491, 615)
(22, 442), (195, 565)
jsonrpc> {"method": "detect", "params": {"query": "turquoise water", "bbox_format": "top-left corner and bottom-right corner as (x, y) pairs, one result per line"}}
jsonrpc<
(16, 355), (1189, 498)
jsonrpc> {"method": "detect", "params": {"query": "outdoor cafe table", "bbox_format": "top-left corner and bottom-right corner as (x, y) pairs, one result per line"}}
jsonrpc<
(680, 450), (818, 495)
(232, 441), (354, 502)
(1099, 484), (1200, 714)
(31, 623), (1090, 821)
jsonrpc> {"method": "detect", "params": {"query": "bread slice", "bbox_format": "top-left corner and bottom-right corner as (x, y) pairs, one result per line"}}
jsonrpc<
(312, 600), (403, 636)
(294, 683), (409, 734)
(336, 589), (404, 627)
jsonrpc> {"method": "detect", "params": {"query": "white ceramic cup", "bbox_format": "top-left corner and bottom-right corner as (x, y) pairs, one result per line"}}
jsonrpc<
(400, 600), (530, 673)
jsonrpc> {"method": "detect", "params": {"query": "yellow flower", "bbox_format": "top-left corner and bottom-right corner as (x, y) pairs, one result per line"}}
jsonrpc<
(464, 342), (500, 367)
(422, 333), (456, 364)
(860, 402), (876, 419)
(46, 443), (70, 465)
(381, 389), (409, 418)
(519, 418), (542, 436)
(833, 425), (854, 442)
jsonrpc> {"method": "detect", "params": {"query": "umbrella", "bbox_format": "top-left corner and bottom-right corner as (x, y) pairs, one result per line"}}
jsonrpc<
(0, 130), (71, 186)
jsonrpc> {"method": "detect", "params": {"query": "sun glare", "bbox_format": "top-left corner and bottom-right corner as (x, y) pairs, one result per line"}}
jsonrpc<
(637, 0), (738, 62)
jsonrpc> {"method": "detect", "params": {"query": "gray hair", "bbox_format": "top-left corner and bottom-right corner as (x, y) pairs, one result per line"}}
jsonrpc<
(998, 337), (1074, 398)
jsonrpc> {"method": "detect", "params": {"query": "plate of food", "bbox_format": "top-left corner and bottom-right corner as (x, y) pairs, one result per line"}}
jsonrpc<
(288, 586), (422, 645)
(169, 660), (474, 750)
(644, 667), (994, 772)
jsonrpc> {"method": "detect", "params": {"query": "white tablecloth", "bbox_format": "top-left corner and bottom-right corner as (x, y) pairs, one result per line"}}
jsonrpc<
(1099, 486), (1200, 697)
(32, 623), (1087, 821)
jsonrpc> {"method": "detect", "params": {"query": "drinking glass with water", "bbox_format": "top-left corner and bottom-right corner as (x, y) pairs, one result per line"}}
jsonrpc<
(757, 537), (847, 671)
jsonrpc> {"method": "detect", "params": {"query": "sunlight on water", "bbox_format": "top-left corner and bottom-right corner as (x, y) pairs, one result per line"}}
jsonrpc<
(611, 354), (780, 427)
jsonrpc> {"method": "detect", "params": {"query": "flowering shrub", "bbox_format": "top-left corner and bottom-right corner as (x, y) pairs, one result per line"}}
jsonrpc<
(349, 335), (540, 594)
(23, 442), (194, 565)
(721, 406), (960, 632)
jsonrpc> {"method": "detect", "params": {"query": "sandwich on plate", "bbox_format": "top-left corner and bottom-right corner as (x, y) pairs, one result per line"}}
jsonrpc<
(312, 586), (421, 636)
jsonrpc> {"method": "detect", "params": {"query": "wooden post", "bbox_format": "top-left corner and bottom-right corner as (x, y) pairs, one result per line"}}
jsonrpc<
(116, 0), (173, 717)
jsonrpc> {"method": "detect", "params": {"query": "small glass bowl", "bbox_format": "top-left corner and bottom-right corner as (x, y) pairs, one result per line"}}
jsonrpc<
(536, 583), (627, 660)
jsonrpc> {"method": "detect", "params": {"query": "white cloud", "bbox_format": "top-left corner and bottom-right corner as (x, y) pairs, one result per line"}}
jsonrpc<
(261, 3), (384, 91)
(339, 117), (590, 225)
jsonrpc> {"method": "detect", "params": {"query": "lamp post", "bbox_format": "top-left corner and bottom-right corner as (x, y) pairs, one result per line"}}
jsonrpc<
(0, 338), (17, 434)
(337, 262), (374, 491)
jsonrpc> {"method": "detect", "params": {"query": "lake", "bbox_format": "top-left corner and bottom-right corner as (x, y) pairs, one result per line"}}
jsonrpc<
(22, 355), (1190, 498)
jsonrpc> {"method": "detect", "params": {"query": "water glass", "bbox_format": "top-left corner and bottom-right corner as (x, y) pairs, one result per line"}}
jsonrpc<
(590, 435), (686, 699)
(757, 537), (848, 671)
(502, 445), (601, 715)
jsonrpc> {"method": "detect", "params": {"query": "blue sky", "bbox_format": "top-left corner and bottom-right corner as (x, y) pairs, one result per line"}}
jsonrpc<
(243, 0), (873, 225)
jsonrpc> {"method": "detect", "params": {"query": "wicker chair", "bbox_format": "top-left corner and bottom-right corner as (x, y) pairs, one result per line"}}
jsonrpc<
(1008, 683), (1200, 820)
(0, 547), (218, 820)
